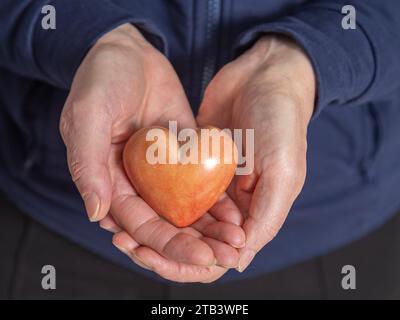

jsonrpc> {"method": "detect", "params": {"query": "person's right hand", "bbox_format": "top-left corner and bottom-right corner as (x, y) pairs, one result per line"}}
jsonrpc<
(59, 24), (245, 282)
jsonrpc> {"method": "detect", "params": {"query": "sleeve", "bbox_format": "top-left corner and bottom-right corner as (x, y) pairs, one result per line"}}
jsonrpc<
(234, 0), (400, 116)
(0, 0), (166, 89)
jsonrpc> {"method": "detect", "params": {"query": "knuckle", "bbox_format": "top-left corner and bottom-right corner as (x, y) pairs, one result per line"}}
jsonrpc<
(59, 109), (71, 141)
(249, 215), (280, 246)
(289, 159), (307, 195)
(59, 101), (82, 141)
(267, 155), (306, 196)
(68, 159), (89, 183)
(262, 224), (280, 243)
(59, 100), (88, 137)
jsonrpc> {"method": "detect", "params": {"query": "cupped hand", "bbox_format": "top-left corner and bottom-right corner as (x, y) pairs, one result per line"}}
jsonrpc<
(60, 24), (244, 282)
(197, 35), (316, 272)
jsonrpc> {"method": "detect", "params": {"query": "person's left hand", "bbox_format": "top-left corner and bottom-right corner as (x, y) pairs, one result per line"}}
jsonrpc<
(197, 35), (316, 272)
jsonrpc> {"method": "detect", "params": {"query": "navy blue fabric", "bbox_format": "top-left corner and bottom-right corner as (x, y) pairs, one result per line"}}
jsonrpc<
(1, 0), (400, 282)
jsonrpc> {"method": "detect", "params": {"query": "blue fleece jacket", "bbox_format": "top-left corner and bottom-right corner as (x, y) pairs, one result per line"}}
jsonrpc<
(1, 0), (400, 282)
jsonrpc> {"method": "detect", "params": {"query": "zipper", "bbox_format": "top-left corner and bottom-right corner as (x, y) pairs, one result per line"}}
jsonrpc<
(200, 0), (222, 99)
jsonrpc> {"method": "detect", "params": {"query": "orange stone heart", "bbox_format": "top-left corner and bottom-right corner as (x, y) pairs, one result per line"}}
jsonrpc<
(123, 126), (237, 227)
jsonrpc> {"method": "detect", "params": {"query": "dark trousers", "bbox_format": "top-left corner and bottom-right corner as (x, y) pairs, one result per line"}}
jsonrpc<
(1, 191), (400, 300)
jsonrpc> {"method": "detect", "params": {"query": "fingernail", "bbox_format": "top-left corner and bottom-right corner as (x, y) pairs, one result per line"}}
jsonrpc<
(237, 250), (255, 272)
(232, 242), (246, 249)
(232, 236), (246, 249)
(83, 193), (100, 222)
(132, 250), (152, 271)
(99, 222), (118, 233)
(113, 243), (130, 255)
(216, 263), (235, 269)
(113, 243), (152, 271)
(113, 237), (136, 253)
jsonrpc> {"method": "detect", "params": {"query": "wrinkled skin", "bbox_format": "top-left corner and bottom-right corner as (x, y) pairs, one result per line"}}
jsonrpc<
(60, 24), (245, 283)
(60, 23), (315, 282)
(197, 35), (316, 272)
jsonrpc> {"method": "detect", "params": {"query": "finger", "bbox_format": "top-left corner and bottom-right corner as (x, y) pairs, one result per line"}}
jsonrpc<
(202, 237), (239, 268)
(113, 231), (231, 282)
(208, 193), (244, 226)
(227, 175), (256, 216)
(192, 214), (245, 249)
(113, 232), (227, 283)
(133, 246), (227, 283)
(60, 102), (112, 222)
(237, 175), (296, 272)
(111, 193), (215, 266)
(112, 231), (151, 271)
(99, 214), (121, 233)
(108, 146), (216, 267)
(196, 78), (234, 129)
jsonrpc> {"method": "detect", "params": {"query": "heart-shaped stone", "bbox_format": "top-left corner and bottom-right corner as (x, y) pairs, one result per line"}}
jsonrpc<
(123, 126), (237, 227)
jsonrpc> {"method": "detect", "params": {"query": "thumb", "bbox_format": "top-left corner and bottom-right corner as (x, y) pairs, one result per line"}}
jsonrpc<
(60, 102), (112, 222)
(196, 93), (233, 129)
(156, 97), (197, 131)
(237, 174), (295, 272)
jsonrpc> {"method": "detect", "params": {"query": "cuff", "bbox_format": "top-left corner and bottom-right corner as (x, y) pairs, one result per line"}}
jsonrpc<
(234, 6), (375, 117)
(33, 0), (167, 89)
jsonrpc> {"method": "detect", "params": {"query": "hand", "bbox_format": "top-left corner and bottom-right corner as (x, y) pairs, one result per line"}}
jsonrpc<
(60, 24), (245, 282)
(197, 35), (316, 272)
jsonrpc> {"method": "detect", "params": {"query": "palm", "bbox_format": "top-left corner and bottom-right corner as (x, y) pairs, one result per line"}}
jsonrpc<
(102, 46), (245, 281)
(197, 36), (312, 271)
(62, 24), (245, 282)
